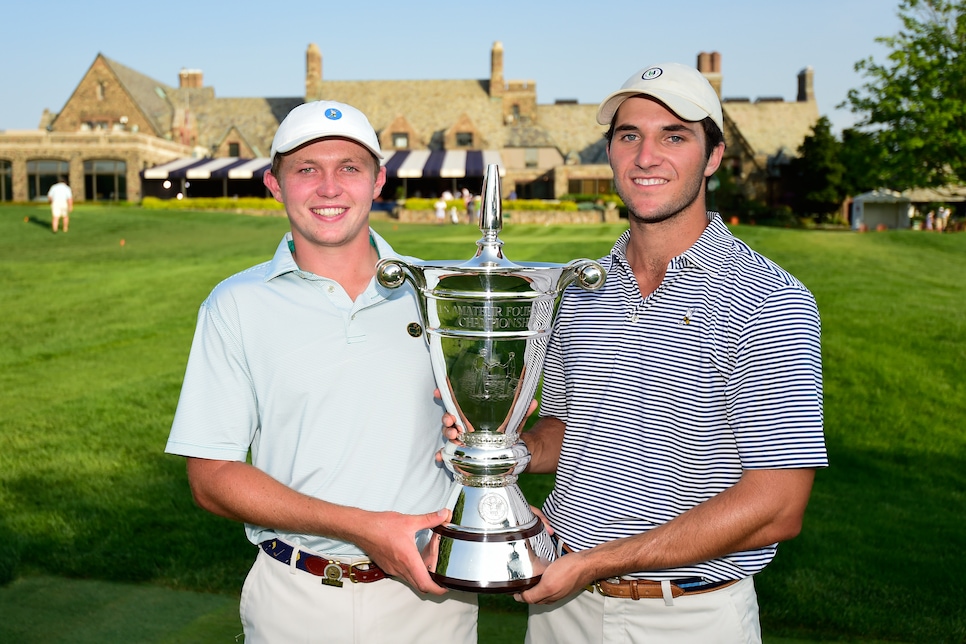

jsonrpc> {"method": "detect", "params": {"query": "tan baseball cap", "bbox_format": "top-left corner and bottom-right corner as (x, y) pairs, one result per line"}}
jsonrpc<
(271, 100), (383, 162)
(597, 63), (723, 131)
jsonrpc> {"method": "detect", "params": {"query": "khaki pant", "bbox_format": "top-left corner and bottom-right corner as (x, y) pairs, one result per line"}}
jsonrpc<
(240, 547), (478, 643)
(526, 577), (761, 644)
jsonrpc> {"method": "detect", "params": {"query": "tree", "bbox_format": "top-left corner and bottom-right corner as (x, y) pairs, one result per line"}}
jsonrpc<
(839, 128), (890, 196)
(842, 0), (966, 190)
(789, 117), (848, 222)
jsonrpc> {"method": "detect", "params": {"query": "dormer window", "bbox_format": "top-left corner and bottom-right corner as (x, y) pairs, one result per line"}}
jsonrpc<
(392, 133), (409, 148)
(456, 132), (473, 147)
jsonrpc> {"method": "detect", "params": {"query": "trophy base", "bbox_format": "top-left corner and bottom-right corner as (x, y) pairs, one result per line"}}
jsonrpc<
(426, 520), (555, 594)
(430, 572), (541, 594)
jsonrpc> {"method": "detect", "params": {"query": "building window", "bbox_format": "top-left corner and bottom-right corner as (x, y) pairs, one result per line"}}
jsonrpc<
(26, 159), (69, 201)
(525, 148), (538, 169)
(568, 179), (614, 196)
(392, 133), (409, 148)
(456, 132), (473, 147)
(0, 160), (11, 202)
(97, 81), (106, 100)
(84, 159), (127, 201)
(228, 142), (240, 157)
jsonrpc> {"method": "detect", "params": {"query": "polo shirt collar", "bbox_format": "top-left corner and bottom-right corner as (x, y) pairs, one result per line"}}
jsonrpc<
(263, 228), (398, 282)
(610, 212), (733, 274)
(265, 233), (300, 281)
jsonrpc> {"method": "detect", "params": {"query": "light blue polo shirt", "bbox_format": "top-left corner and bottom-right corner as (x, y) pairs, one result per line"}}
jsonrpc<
(166, 230), (452, 556)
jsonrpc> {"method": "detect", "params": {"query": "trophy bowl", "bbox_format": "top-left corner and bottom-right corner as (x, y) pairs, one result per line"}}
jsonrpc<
(376, 164), (605, 592)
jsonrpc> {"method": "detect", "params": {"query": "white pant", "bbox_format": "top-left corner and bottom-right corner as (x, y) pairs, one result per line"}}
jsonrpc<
(240, 547), (478, 643)
(526, 577), (761, 644)
(51, 202), (69, 218)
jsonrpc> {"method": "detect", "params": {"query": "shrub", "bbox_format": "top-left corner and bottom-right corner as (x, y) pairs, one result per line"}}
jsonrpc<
(141, 196), (284, 211)
(402, 198), (578, 212)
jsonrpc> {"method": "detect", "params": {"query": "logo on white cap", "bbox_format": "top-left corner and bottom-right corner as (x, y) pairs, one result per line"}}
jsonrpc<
(325, 108), (342, 121)
(642, 67), (663, 81)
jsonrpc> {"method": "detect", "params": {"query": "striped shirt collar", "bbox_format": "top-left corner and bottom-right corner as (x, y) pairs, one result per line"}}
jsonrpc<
(610, 212), (733, 274)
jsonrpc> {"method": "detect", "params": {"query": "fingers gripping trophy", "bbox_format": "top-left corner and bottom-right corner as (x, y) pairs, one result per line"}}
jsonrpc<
(376, 164), (605, 593)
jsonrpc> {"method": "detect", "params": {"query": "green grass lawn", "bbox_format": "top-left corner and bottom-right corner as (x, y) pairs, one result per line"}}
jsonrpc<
(0, 204), (964, 642)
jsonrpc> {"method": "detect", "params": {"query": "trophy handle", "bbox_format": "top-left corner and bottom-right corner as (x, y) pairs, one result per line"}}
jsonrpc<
(559, 259), (606, 293)
(375, 258), (430, 342)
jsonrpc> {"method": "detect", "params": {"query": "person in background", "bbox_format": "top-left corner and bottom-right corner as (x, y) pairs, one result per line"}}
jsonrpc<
(166, 100), (477, 644)
(47, 177), (73, 233)
(435, 195), (447, 224)
(461, 187), (472, 222)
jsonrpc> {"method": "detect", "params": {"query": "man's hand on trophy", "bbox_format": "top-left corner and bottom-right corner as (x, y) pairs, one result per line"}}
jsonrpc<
(350, 508), (453, 595)
(514, 546), (595, 604)
(435, 388), (467, 464)
(531, 505), (555, 537)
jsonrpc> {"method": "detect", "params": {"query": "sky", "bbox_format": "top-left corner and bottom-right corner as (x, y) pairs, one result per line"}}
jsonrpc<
(0, 0), (904, 135)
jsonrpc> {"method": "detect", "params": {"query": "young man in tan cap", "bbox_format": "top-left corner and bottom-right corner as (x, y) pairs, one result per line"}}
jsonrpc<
(515, 63), (828, 643)
(166, 100), (477, 643)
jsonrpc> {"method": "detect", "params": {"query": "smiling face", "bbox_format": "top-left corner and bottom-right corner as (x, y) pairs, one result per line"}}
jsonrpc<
(607, 96), (723, 226)
(264, 136), (386, 255)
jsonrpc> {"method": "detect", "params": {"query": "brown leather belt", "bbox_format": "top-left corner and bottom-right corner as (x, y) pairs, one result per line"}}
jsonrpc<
(559, 541), (738, 600)
(260, 540), (387, 587)
(591, 577), (738, 600)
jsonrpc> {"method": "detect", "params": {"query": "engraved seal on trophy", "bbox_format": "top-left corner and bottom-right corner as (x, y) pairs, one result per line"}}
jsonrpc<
(478, 493), (509, 525)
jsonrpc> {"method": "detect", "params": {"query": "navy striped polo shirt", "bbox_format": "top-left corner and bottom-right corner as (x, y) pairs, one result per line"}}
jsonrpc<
(539, 213), (828, 581)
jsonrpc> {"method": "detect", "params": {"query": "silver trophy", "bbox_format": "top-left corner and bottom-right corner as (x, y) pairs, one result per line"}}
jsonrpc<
(376, 164), (605, 593)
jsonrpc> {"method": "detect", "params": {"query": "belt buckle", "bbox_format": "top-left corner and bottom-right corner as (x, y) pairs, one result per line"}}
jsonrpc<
(320, 561), (344, 588)
(348, 561), (377, 583)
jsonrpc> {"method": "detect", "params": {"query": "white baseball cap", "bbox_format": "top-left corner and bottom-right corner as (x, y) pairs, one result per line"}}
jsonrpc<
(596, 63), (723, 131)
(270, 100), (383, 162)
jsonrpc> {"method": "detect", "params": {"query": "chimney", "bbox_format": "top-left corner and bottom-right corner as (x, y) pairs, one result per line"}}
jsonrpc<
(306, 43), (322, 101)
(697, 52), (711, 73)
(490, 41), (504, 98)
(797, 66), (815, 102)
(697, 51), (722, 98)
(178, 68), (203, 89)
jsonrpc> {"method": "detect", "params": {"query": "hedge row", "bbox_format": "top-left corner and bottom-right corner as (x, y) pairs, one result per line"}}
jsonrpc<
(404, 198), (580, 212)
(141, 196), (284, 211)
(140, 196), (584, 212)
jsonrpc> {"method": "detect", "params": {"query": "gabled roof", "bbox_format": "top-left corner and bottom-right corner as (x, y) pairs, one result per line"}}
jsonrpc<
(101, 55), (177, 136)
(723, 99), (819, 161)
(315, 79), (505, 149)
(535, 103), (604, 160)
(191, 97), (303, 158)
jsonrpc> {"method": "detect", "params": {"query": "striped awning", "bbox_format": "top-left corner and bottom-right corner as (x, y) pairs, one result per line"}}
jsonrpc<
(141, 157), (270, 180)
(143, 150), (504, 182)
(383, 150), (504, 178)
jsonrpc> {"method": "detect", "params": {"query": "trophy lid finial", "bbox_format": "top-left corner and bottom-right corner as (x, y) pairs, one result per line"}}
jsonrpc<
(463, 164), (517, 269)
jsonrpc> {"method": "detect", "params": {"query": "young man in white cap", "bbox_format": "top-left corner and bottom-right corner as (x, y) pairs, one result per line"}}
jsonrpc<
(516, 63), (828, 642)
(166, 100), (477, 643)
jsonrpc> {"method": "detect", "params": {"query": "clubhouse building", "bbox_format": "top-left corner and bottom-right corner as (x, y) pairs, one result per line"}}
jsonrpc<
(0, 44), (819, 206)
